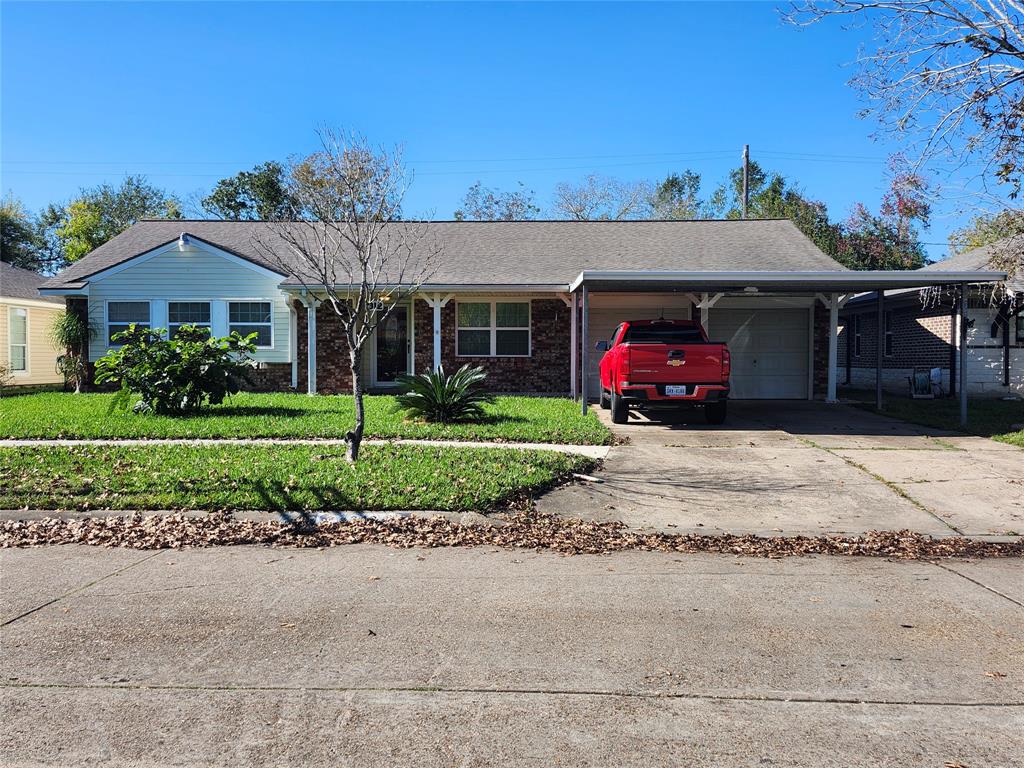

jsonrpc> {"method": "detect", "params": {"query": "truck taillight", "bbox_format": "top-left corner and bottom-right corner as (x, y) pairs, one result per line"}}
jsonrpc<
(722, 348), (731, 378)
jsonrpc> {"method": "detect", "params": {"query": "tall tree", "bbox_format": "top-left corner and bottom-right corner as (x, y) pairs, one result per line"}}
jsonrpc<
(650, 171), (704, 219)
(453, 181), (540, 221)
(201, 161), (296, 220)
(0, 196), (41, 270)
(252, 129), (441, 463)
(49, 176), (182, 263)
(949, 208), (1024, 282)
(552, 174), (654, 220)
(784, 1), (1024, 196)
(835, 170), (931, 270)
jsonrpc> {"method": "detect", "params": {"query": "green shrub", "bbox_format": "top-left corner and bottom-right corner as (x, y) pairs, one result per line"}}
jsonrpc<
(394, 364), (496, 423)
(94, 325), (257, 415)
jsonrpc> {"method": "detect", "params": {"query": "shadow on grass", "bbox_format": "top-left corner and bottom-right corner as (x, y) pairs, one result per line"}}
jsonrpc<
(202, 406), (324, 419)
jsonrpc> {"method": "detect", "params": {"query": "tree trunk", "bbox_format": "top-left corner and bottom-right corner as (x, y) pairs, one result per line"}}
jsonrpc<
(346, 347), (365, 463)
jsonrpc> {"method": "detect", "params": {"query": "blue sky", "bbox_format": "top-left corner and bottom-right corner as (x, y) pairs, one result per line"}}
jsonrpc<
(0, 1), (989, 259)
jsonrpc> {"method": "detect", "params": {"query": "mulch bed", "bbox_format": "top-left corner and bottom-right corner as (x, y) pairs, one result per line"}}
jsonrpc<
(2, 512), (1021, 559)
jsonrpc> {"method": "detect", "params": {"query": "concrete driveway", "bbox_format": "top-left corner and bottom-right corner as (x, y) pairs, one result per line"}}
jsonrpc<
(538, 401), (1023, 539)
(2, 545), (1022, 767)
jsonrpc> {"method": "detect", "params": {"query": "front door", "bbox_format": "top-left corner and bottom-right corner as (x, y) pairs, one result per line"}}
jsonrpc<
(374, 305), (409, 385)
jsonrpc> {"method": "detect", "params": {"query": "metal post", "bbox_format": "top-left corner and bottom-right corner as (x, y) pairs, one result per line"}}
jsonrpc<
(959, 283), (968, 427)
(875, 290), (884, 411)
(306, 298), (317, 395)
(580, 284), (589, 415)
(741, 144), (750, 219)
(827, 292), (839, 403)
(432, 298), (442, 372)
(569, 292), (578, 399)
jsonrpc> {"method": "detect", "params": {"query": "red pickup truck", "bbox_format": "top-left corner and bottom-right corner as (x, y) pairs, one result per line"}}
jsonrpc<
(596, 319), (730, 425)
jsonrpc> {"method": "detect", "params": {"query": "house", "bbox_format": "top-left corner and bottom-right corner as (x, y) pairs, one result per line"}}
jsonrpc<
(0, 261), (66, 387)
(39, 219), (1002, 405)
(839, 240), (1023, 398)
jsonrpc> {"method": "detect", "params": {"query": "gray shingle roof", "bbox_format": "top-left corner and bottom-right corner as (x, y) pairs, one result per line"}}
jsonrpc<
(42, 218), (847, 290)
(923, 238), (1023, 293)
(1, 261), (63, 302)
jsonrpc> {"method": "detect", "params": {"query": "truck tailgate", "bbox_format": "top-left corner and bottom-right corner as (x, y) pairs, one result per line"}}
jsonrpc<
(625, 344), (724, 383)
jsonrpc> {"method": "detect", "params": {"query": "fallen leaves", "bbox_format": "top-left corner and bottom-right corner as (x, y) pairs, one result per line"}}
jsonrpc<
(1, 512), (1022, 560)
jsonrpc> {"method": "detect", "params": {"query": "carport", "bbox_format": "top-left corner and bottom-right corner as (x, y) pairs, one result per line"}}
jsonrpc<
(570, 269), (1007, 425)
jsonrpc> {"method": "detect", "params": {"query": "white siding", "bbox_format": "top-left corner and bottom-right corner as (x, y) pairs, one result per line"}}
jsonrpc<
(87, 245), (291, 364)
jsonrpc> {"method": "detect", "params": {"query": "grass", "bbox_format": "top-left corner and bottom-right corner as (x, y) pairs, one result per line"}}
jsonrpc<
(841, 388), (1024, 448)
(0, 392), (612, 445)
(0, 444), (593, 512)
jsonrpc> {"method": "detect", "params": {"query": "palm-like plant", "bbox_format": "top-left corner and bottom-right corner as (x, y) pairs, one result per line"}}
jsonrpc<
(49, 310), (94, 394)
(394, 364), (496, 423)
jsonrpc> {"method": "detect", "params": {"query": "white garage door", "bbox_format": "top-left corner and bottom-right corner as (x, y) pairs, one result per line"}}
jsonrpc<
(586, 300), (690, 396)
(709, 308), (810, 399)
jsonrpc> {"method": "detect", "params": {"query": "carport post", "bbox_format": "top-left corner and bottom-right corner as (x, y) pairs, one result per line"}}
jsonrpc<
(827, 292), (839, 403)
(875, 290), (884, 411)
(959, 283), (968, 427)
(580, 284), (589, 415)
(570, 292), (578, 399)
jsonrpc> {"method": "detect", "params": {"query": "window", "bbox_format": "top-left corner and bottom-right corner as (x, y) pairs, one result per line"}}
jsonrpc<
(107, 301), (150, 345)
(456, 301), (530, 357)
(1017, 313), (1024, 343)
(853, 314), (862, 357)
(623, 323), (704, 344)
(168, 302), (211, 338)
(229, 301), (273, 347)
(884, 311), (894, 357)
(8, 307), (27, 372)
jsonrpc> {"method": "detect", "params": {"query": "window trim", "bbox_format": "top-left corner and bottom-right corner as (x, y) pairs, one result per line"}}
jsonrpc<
(455, 300), (532, 358)
(8, 306), (28, 375)
(228, 299), (275, 349)
(105, 299), (152, 347)
(167, 300), (213, 339)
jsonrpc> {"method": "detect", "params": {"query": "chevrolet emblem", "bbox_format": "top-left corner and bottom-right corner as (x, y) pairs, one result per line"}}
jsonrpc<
(667, 359), (684, 367)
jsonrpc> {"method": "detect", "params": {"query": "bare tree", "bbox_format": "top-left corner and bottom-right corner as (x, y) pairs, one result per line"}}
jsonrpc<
(784, 1), (1024, 194)
(253, 129), (442, 462)
(552, 174), (654, 220)
(453, 181), (540, 220)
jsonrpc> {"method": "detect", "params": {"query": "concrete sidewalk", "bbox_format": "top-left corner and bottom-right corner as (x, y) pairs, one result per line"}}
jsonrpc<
(1, 545), (1021, 766)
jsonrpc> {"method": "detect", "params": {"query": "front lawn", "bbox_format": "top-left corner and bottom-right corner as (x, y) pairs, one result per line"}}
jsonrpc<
(0, 392), (612, 445)
(841, 388), (1024, 448)
(0, 444), (592, 512)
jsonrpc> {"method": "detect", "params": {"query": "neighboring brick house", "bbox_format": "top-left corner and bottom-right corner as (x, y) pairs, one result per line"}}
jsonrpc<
(38, 219), (1000, 402)
(839, 240), (1023, 398)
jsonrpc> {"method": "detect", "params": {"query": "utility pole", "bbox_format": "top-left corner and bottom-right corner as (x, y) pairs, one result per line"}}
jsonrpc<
(741, 144), (750, 219)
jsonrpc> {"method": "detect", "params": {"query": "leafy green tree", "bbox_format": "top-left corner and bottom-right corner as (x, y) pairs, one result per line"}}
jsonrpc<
(454, 181), (540, 221)
(201, 161), (296, 220)
(51, 176), (181, 263)
(650, 171), (704, 219)
(949, 209), (1024, 254)
(0, 195), (42, 270)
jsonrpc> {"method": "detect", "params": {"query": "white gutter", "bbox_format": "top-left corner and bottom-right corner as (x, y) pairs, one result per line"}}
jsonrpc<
(38, 287), (89, 297)
(278, 283), (568, 293)
(568, 270), (1008, 292)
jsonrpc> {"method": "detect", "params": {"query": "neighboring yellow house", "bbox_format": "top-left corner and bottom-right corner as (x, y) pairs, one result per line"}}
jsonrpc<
(1, 261), (66, 387)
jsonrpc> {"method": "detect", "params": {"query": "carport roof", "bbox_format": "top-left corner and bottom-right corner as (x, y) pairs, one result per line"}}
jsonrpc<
(569, 269), (1007, 293)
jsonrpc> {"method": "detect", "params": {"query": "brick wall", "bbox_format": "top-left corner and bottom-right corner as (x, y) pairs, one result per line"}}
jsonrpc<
(413, 298), (571, 394)
(295, 300), (355, 395)
(247, 363), (294, 392)
(844, 305), (953, 370)
(812, 302), (828, 396)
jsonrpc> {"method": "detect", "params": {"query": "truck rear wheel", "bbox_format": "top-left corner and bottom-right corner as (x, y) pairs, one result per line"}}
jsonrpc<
(610, 392), (629, 424)
(705, 401), (727, 425)
(599, 389), (610, 410)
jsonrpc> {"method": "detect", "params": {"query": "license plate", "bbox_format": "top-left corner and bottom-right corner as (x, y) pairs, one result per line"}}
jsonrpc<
(665, 385), (688, 397)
